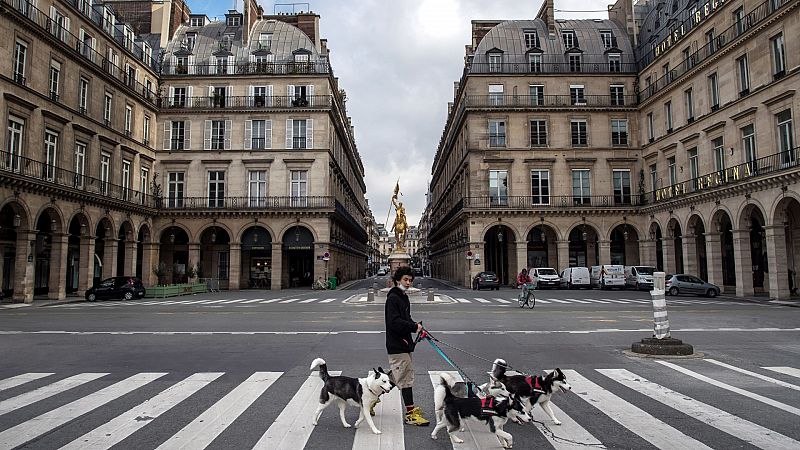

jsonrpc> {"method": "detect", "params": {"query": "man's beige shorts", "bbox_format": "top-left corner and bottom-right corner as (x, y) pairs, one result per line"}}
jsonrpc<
(388, 353), (414, 389)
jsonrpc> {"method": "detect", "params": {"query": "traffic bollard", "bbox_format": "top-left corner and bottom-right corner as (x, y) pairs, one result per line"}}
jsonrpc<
(651, 272), (670, 339)
(427, 288), (434, 302)
(367, 288), (374, 302)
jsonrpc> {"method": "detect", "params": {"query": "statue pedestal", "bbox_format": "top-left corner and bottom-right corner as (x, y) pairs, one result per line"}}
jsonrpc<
(388, 252), (411, 274)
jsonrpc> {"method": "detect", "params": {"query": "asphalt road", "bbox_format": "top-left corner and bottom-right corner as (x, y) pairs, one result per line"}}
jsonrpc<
(1, 277), (798, 449)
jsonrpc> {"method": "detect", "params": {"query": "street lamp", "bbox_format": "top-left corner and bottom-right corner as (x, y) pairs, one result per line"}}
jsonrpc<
(539, 217), (546, 243)
(13, 214), (21, 228)
(581, 217), (588, 241)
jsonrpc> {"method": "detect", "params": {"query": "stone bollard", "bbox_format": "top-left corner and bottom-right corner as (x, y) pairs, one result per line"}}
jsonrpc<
(427, 288), (434, 302)
(367, 288), (374, 302)
(631, 271), (693, 355)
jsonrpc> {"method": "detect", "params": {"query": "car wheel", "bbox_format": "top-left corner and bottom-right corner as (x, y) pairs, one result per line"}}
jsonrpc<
(87, 293), (96, 302)
(706, 289), (717, 298)
(669, 287), (679, 296)
(124, 291), (134, 301)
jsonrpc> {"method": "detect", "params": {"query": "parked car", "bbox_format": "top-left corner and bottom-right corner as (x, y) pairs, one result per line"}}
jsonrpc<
(85, 276), (146, 301)
(590, 265), (625, 289)
(625, 266), (656, 290)
(377, 269), (387, 276)
(529, 268), (561, 289)
(559, 267), (591, 289)
(472, 271), (500, 290)
(665, 274), (720, 297)
(413, 267), (423, 276)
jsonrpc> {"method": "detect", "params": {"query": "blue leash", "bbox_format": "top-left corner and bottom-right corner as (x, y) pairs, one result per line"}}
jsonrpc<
(417, 328), (484, 396)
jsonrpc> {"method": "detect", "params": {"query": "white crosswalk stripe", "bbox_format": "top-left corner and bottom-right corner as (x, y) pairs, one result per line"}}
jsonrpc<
(598, 368), (800, 449)
(351, 387), (404, 450)
(62, 372), (224, 450)
(319, 298), (337, 303)
(280, 298), (301, 303)
(704, 359), (800, 391)
(241, 298), (266, 303)
(578, 298), (609, 304)
(492, 298), (511, 304)
(299, 298), (319, 303)
(532, 298), (550, 303)
(764, 366), (800, 379)
(157, 372), (281, 450)
(530, 400), (602, 449)
(473, 297), (491, 303)
(564, 369), (713, 450)
(455, 298), (471, 303)
(0, 372), (167, 449)
(547, 298), (570, 303)
(261, 298), (283, 303)
(0, 373), (53, 392)
(0, 372), (108, 417)
(253, 371), (341, 449)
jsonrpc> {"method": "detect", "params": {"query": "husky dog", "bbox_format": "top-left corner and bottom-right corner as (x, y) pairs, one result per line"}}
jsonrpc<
(310, 358), (394, 435)
(490, 358), (572, 425)
(431, 374), (530, 448)
(432, 372), (509, 428)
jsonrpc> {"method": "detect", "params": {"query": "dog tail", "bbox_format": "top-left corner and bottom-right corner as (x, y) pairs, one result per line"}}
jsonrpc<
(439, 375), (455, 402)
(492, 358), (508, 379)
(310, 358), (330, 382)
(439, 372), (457, 388)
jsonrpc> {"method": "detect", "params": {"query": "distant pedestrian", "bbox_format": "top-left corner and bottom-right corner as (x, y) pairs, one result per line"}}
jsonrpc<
(789, 269), (797, 295)
(335, 267), (342, 283)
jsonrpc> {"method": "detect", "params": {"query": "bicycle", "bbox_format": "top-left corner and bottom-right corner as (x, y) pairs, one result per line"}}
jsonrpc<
(517, 283), (536, 309)
(312, 277), (329, 290)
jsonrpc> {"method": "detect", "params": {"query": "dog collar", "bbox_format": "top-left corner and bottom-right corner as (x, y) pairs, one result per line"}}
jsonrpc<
(367, 384), (386, 397)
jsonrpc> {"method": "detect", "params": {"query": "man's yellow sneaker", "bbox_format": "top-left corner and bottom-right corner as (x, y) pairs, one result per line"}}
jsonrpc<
(404, 407), (430, 426)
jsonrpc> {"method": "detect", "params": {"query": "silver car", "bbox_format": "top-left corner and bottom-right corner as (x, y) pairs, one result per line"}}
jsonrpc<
(665, 274), (721, 297)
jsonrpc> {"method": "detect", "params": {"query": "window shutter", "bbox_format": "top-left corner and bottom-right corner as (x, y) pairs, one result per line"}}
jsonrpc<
(226, 86), (233, 99)
(244, 120), (252, 150)
(307, 85), (314, 105)
(265, 120), (272, 148)
(185, 121), (191, 150)
(168, 87), (174, 106)
(170, 55), (176, 70)
(249, 54), (255, 63)
(204, 120), (212, 150)
(187, 55), (195, 74)
(163, 121), (171, 150)
(286, 119), (293, 149)
(63, 17), (70, 38)
(79, 28), (86, 52)
(227, 56), (235, 74)
(224, 120), (232, 150)
(267, 85), (273, 106)
(306, 119), (313, 149)
(208, 86), (214, 98)
(187, 86), (193, 107)
(49, 7), (56, 34)
(288, 85), (295, 99)
(248, 85), (254, 107)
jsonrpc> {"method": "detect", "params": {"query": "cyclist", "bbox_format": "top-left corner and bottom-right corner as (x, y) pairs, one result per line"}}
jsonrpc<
(517, 268), (536, 308)
(517, 268), (532, 287)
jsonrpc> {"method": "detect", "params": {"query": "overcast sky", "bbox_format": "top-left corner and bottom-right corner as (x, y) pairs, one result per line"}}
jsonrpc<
(191, 0), (610, 227)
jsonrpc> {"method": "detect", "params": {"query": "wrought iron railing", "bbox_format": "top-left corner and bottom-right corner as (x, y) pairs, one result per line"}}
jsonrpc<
(161, 61), (331, 76)
(0, 150), (156, 207)
(464, 94), (638, 108)
(465, 195), (643, 209)
(160, 95), (332, 109)
(467, 59), (638, 75)
(161, 196), (334, 210)
(2, 0), (158, 103)
(638, 0), (791, 102)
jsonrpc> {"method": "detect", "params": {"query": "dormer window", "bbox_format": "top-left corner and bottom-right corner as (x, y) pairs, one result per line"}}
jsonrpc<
(524, 30), (539, 48)
(227, 15), (241, 27)
(294, 53), (310, 63)
(600, 30), (614, 49)
(259, 33), (272, 50)
(186, 33), (196, 51)
(103, 8), (115, 35)
(190, 16), (205, 27)
(488, 52), (503, 73)
(562, 30), (577, 49)
(141, 42), (152, 63)
(123, 26), (134, 50)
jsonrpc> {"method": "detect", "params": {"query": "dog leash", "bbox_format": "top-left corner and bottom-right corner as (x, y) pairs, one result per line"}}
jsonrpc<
(415, 327), (486, 396)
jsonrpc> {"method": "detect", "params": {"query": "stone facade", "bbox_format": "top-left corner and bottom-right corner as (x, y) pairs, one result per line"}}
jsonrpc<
(426, 0), (800, 300)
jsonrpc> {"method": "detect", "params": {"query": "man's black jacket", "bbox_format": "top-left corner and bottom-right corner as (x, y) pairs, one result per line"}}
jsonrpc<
(385, 286), (418, 354)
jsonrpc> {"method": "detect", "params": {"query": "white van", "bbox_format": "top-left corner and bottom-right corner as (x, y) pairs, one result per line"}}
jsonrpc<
(529, 267), (561, 289)
(624, 266), (656, 290)
(560, 267), (591, 289)
(590, 265), (625, 289)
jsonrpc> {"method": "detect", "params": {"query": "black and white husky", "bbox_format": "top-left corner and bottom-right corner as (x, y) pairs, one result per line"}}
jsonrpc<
(489, 358), (572, 425)
(310, 358), (394, 435)
(431, 373), (530, 448)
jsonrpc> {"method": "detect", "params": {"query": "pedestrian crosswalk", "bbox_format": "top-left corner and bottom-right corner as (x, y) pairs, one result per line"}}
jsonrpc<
(1, 360), (798, 449)
(451, 296), (761, 307)
(46, 297), (343, 309)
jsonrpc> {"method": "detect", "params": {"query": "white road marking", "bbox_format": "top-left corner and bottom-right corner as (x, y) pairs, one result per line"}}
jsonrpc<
(252, 370), (341, 449)
(530, 401), (603, 450)
(764, 367), (800, 379)
(196, 299), (230, 304)
(220, 298), (248, 304)
(157, 372), (281, 450)
(0, 373), (166, 449)
(597, 298), (630, 304)
(657, 361), (800, 416)
(61, 372), (224, 450)
(564, 369), (712, 450)
(351, 385), (404, 450)
(547, 298), (570, 303)
(0, 373), (108, 417)
(319, 298), (337, 303)
(473, 298), (491, 303)
(598, 368), (800, 449)
(260, 298), (283, 303)
(241, 298), (265, 304)
(455, 298), (471, 303)
(279, 298), (300, 304)
(532, 298), (550, 303)
(579, 298), (610, 304)
(704, 359), (800, 391)
(0, 373), (54, 393)
(492, 298), (511, 304)
(299, 298), (319, 303)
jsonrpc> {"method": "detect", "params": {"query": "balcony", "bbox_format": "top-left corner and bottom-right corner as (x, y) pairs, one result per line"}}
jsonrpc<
(467, 55), (638, 75)
(160, 95), (332, 110)
(160, 61), (331, 76)
(0, 150), (155, 208)
(158, 196), (335, 211)
(465, 195), (642, 209)
(464, 94), (638, 108)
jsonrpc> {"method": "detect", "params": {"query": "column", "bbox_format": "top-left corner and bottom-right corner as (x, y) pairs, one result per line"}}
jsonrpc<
(123, 240), (137, 277)
(78, 235), (96, 294)
(765, 225), (790, 300)
(102, 238), (118, 279)
(47, 233), (69, 301)
(661, 238), (676, 274)
(557, 240), (569, 270)
(229, 242), (241, 290)
(704, 232), (724, 288)
(140, 242), (158, 287)
(639, 239), (655, 266)
(681, 234), (697, 277)
(12, 231), (37, 303)
(732, 229), (754, 297)
(515, 240), (527, 276)
(598, 240), (611, 265)
(187, 242), (201, 279)
(469, 242), (485, 287)
(270, 242), (282, 290)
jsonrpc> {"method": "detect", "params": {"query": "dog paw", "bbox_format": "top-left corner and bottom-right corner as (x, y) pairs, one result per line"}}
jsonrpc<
(460, 427), (465, 432)
(453, 437), (465, 444)
(312, 420), (318, 426)
(371, 429), (382, 435)
(343, 423), (352, 428)
(552, 420), (562, 426)
(430, 434), (437, 440)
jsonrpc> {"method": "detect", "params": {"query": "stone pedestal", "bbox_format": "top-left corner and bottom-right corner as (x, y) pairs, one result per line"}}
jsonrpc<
(388, 252), (411, 275)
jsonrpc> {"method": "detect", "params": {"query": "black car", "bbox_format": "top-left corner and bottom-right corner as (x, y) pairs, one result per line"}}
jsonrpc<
(472, 271), (500, 290)
(85, 276), (146, 301)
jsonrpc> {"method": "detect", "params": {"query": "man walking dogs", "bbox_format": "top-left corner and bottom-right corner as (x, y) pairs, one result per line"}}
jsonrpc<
(382, 266), (429, 426)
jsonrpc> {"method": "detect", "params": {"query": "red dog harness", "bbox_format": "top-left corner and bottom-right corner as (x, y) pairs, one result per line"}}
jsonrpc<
(480, 396), (497, 417)
(525, 375), (542, 391)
